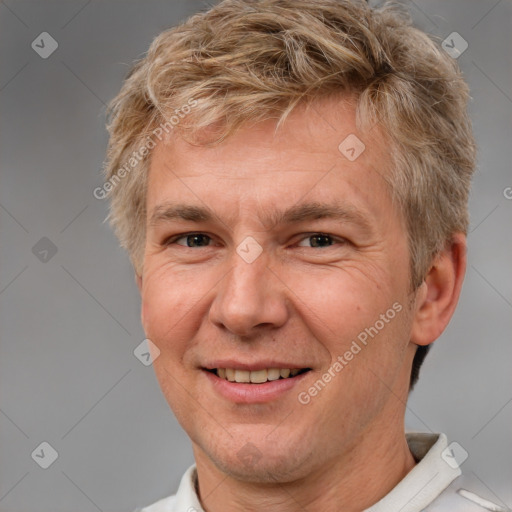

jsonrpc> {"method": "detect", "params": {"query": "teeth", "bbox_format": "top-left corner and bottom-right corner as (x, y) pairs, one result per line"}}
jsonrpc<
(214, 367), (305, 383)
(267, 368), (281, 381)
(234, 370), (250, 383)
(250, 369), (268, 383)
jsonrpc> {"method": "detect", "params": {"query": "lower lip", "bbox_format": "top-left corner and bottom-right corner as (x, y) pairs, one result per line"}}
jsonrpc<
(203, 370), (310, 404)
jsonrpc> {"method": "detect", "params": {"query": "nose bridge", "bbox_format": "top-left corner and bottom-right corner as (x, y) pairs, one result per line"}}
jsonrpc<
(209, 244), (288, 336)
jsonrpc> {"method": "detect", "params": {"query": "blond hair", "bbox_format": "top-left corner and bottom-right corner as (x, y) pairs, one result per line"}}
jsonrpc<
(104, 0), (476, 386)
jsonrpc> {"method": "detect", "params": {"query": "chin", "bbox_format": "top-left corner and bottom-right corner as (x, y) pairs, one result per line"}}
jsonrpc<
(198, 430), (319, 484)
(216, 453), (312, 484)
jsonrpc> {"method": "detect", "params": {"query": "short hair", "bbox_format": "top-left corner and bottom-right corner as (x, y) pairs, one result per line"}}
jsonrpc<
(104, 0), (476, 389)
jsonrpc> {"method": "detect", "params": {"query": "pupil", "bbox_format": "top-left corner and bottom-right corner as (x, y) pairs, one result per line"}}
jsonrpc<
(188, 234), (209, 247)
(311, 234), (331, 247)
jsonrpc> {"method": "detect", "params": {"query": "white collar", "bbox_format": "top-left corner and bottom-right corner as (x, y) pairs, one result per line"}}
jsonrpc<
(365, 432), (461, 511)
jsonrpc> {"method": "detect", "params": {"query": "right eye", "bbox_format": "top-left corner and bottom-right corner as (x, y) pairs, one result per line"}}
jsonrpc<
(166, 233), (214, 248)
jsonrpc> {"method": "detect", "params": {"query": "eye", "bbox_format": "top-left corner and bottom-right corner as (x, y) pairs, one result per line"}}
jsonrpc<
(296, 233), (344, 248)
(169, 233), (214, 247)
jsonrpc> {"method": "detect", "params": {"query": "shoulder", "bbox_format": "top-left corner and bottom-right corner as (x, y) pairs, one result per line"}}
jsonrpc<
(135, 494), (177, 512)
(425, 475), (511, 512)
(135, 464), (198, 512)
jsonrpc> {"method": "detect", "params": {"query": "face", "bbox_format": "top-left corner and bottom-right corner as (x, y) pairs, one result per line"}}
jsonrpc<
(138, 96), (418, 482)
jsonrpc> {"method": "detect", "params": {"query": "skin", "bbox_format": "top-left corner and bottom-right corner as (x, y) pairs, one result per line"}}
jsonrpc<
(136, 95), (466, 512)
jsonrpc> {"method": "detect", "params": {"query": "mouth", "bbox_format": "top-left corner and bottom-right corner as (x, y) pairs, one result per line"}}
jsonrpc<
(204, 367), (312, 384)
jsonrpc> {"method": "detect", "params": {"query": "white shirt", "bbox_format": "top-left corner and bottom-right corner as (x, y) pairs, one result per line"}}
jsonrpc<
(138, 433), (509, 512)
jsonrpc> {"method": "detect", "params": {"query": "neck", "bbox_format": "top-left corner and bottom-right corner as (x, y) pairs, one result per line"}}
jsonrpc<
(193, 423), (416, 512)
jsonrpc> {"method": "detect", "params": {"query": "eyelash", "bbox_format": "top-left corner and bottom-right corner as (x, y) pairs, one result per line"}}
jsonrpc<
(163, 232), (347, 249)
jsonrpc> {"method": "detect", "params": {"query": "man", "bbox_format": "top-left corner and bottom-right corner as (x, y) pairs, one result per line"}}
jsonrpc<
(103, 1), (506, 510)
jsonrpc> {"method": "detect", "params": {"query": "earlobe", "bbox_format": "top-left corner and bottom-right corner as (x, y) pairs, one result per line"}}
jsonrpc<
(410, 233), (467, 347)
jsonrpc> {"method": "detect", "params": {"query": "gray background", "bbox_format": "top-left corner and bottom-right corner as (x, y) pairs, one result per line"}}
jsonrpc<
(1, 1), (511, 510)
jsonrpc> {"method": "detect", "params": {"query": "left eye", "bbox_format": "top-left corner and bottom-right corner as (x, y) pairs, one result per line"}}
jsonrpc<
(297, 234), (341, 248)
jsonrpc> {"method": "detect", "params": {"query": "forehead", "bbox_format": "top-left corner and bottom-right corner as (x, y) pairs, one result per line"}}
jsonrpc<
(146, 95), (395, 226)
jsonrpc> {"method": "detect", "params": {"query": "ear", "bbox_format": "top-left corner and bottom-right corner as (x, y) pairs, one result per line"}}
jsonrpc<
(411, 233), (467, 346)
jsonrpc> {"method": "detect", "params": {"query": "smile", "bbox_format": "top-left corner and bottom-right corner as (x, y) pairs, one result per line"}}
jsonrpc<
(208, 368), (311, 383)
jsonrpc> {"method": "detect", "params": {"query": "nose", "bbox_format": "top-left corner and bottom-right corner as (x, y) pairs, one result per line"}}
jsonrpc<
(208, 247), (289, 337)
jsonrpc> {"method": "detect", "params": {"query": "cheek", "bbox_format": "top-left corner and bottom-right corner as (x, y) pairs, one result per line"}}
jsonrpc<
(140, 270), (199, 354)
(286, 264), (396, 342)
(288, 263), (412, 403)
(140, 299), (148, 330)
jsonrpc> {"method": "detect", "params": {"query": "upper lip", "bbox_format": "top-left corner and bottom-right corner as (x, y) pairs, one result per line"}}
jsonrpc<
(202, 360), (311, 371)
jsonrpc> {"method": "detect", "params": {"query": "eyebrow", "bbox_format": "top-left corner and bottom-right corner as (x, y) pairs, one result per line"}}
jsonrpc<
(149, 201), (373, 233)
